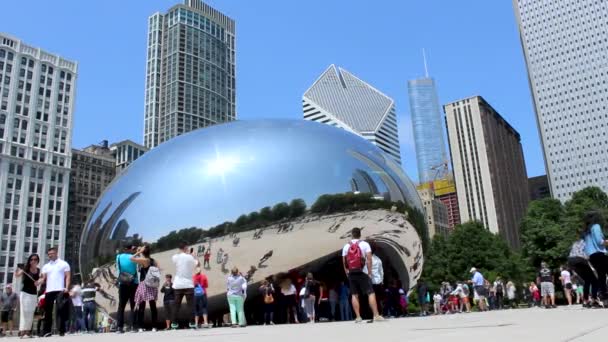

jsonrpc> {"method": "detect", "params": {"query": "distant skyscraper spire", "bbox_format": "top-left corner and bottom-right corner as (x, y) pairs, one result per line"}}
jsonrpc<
(422, 48), (429, 78)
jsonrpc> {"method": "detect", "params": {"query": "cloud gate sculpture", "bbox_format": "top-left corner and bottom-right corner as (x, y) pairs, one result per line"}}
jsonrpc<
(79, 119), (425, 320)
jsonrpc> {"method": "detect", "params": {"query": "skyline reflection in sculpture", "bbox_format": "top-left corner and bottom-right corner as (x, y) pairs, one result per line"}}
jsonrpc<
(79, 120), (426, 315)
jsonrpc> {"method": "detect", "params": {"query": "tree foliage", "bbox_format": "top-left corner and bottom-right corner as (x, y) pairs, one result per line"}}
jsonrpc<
(422, 221), (530, 290)
(520, 186), (608, 270)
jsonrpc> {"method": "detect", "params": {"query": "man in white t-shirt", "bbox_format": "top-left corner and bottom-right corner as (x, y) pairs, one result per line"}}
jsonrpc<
(560, 266), (573, 306)
(342, 228), (384, 323)
(171, 242), (199, 329)
(36, 247), (70, 337)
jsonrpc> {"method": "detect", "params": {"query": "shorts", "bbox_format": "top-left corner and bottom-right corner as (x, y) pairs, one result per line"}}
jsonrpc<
(164, 300), (175, 320)
(1, 311), (13, 322)
(348, 272), (373, 296)
(541, 282), (555, 297)
(474, 286), (487, 298)
(193, 295), (208, 316)
(565, 283), (573, 290)
(461, 296), (469, 304)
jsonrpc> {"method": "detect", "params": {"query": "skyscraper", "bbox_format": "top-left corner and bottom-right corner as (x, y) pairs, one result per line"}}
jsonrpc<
(303, 65), (401, 164)
(408, 77), (448, 184)
(144, 0), (236, 149)
(0, 33), (77, 283)
(110, 140), (148, 173)
(513, 0), (608, 201)
(66, 142), (115, 280)
(445, 96), (529, 249)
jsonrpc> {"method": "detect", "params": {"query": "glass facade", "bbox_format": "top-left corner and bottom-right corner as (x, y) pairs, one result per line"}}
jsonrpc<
(144, 0), (236, 149)
(407, 77), (447, 184)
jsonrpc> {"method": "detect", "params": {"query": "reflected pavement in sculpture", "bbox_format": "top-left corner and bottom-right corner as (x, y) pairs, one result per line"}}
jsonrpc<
(79, 119), (425, 317)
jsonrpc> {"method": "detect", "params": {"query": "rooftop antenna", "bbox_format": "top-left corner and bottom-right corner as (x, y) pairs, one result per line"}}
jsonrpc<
(422, 48), (429, 78)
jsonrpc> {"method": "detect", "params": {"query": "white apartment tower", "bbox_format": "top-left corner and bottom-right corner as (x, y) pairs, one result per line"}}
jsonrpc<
(144, 0), (236, 149)
(303, 65), (401, 164)
(0, 33), (77, 284)
(513, 0), (608, 200)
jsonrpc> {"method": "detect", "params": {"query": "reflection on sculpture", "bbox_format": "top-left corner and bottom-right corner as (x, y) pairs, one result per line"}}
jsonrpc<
(78, 119), (425, 318)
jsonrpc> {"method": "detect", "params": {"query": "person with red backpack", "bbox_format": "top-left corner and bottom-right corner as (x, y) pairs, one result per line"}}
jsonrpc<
(341, 228), (384, 323)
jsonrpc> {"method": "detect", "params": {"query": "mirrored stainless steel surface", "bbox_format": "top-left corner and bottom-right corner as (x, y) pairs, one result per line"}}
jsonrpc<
(79, 119), (425, 317)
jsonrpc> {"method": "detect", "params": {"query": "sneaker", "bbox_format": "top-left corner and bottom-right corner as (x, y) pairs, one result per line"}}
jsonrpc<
(170, 323), (178, 330)
(152, 328), (157, 332)
(373, 315), (386, 322)
(138, 329), (144, 333)
(43, 333), (52, 338)
(354, 317), (363, 323)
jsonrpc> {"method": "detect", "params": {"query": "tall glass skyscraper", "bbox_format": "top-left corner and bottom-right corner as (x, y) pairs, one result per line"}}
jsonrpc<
(514, 0), (608, 201)
(408, 77), (447, 184)
(144, 0), (236, 149)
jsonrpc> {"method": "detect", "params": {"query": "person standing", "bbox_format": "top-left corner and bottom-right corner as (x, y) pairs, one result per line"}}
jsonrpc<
(560, 266), (573, 306)
(171, 242), (199, 329)
(469, 267), (487, 311)
(69, 284), (85, 333)
(537, 262), (556, 308)
(15, 254), (40, 338)
(568, 232), (598, 307)
(36, 247), (71, 337)
(226, 267), (247, 327)
(582, 211), (608, 305)
(0, 285), (18, 336)
(328, 285), (338, 321)
(337, 281), (351, 321)
(342, 227), (384, 323)
(192, 267), (209, 328)
(506, 281), (517, 308)
(160, 275), (175, 330)
(364, 242), (384, 315)
(259, 279), (275, 325)
(115, 244), (138, 333)
(301, 273), (319, 323)
(493, 277), (505, 310)
(131, 245), (159, 332)
(81, 280), (99, 333)
(281, 279), (299, 324)
(203, 250), (211, 269)
(416, 279), (428, 316)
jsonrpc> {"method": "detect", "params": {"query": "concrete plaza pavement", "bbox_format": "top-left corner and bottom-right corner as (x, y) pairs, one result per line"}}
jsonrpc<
(38, 307), (606, 342)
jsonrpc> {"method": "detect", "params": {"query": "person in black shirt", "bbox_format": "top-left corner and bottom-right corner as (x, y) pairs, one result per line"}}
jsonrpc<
(161, 275), (175, 330)
(537, 262), (556, 308)
(15, 254), (40, 338)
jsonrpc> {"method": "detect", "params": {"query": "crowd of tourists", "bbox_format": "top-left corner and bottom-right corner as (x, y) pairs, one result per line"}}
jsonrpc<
(1, 210), (608, 337)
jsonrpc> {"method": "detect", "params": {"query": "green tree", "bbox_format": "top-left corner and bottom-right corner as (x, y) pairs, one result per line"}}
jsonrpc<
(288, 199), (307, 218)
(422, 221), (529, 289)
(260, 206), (273, 222)
(272, 202), (290, 221)
(520, 198), (569, 269)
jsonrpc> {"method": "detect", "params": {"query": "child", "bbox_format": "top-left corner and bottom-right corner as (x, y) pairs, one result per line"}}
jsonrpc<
(399, 289), (408, 317)
(433, 292), (442, 315)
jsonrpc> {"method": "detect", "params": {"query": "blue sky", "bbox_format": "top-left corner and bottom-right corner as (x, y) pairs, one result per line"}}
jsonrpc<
(1, 0), (545, 182)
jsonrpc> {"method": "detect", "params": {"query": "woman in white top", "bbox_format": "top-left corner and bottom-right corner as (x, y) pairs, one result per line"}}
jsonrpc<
(281, 279), (299, 324)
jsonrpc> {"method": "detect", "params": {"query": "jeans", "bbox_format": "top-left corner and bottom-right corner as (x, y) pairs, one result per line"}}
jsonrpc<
(71, 306), (85, 332)
(339, 299), (351, 321)
(227, 295), (245, 326)
(263, 303), (274, 324)
(136, 300), (157, 329)
(173, 288), (194, 324)
(329, 300), (337, 320)
(43, 291), (69, 336)
(83, 302), (96, 332)
(117, 283), (137, 331)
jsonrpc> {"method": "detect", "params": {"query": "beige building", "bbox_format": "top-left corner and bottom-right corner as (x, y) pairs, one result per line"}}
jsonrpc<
(417, 187), (449, 238)
(444, 96), (529, 249)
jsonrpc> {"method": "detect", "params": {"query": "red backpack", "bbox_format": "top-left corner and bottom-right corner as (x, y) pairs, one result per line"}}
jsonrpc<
(346, 241), (365, 271)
